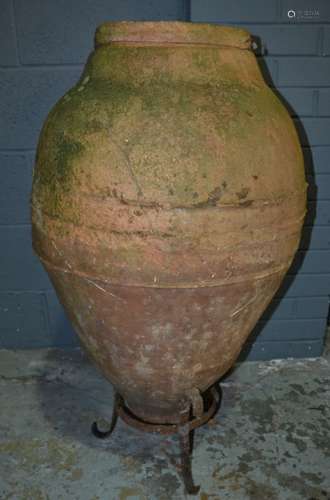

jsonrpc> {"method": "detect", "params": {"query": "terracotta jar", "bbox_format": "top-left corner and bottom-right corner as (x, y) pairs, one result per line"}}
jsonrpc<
(31, 22), (306, 425)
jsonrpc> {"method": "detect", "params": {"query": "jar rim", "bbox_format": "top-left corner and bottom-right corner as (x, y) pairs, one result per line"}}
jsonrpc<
(95, 21), (251, 50)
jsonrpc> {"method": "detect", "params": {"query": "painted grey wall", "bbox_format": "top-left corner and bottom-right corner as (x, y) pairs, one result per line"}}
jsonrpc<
(191, 0), (330, 360)
(0, 0), (187, 348)
(1, 0), (329, 359)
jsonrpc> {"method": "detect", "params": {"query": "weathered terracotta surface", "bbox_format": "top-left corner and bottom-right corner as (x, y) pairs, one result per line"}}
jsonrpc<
(31, 22), (306, 423)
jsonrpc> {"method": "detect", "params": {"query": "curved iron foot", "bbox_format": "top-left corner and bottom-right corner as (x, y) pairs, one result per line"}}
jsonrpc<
(91, 392), (121, 439)
(178, 409), (200, 495)
(179, 430), (200, 494)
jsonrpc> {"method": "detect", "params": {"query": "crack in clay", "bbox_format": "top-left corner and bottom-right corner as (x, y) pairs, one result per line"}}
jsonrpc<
(84, 278), (127, 302)
(108, 135), (144, 198)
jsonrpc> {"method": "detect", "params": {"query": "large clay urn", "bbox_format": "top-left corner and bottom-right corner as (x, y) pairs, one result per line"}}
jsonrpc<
(32, 22), (306, 431)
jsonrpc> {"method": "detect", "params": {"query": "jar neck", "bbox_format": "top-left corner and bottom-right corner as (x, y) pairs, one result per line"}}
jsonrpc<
(86, 43), (264, 88)
(95, 21), (251, 51)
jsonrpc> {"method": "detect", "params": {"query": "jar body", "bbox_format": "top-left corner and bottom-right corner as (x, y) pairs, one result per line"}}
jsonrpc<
(32, 22), (306, 423)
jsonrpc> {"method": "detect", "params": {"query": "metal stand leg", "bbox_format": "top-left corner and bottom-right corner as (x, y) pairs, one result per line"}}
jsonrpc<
(178, 410), (200, 495)
(90, 386), (220, 494)
(91, 392), (121, 439)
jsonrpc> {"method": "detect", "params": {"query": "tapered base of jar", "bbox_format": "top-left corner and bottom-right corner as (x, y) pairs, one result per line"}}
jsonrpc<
(92, 385), (221, 495)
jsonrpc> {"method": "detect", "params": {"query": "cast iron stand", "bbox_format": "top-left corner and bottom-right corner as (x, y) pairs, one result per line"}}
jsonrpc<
(91, 386), (221, 495)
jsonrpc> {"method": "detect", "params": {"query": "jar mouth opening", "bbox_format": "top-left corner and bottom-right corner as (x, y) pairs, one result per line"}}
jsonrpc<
(95, 21), (251, 50)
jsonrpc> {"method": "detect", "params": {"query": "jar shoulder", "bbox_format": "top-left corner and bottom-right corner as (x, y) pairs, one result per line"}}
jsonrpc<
(33, 75), (305, 213)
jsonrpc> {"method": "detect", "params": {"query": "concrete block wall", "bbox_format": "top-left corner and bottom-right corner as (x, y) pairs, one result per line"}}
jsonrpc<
(192, 0), (330, 360)
(1, 0), (329, 359)
(0, 0), (187, 348)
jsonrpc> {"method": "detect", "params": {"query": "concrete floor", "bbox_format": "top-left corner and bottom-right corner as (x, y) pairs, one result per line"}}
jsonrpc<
(0, 341), (329, 500)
